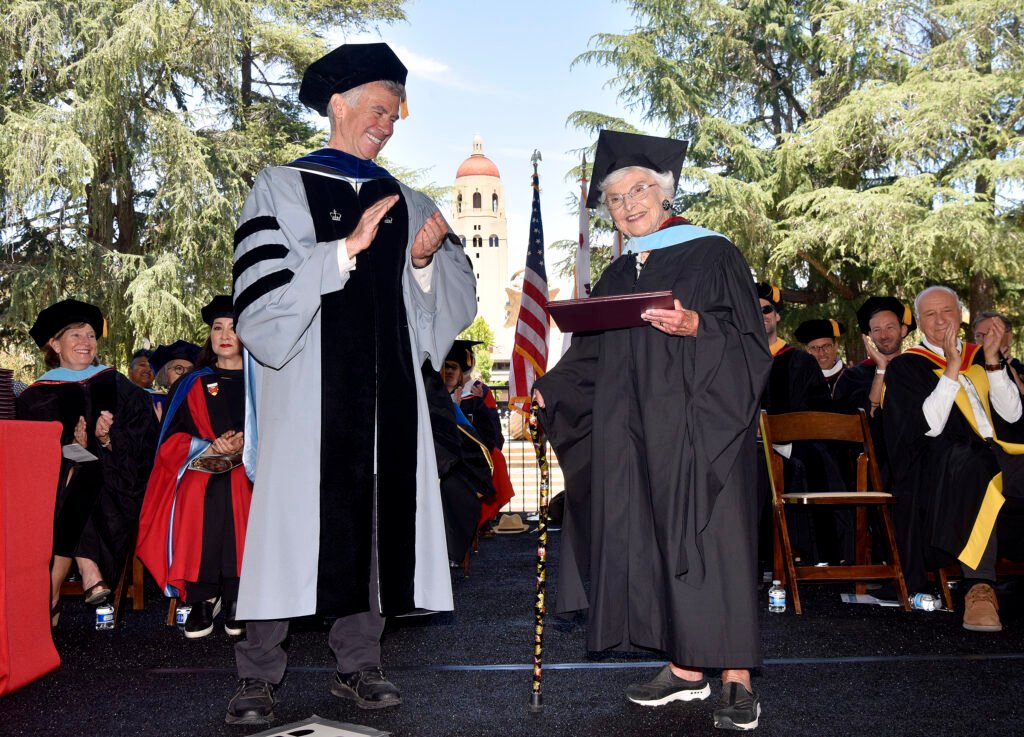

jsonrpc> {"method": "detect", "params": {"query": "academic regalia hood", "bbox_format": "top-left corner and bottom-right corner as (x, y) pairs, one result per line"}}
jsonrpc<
(587, 130), (688, 210)
(201, 295), (235, 326)
(29, 299), (105, 348)
(299, 42), (408, 118)
(795, 319), (846, 344)
(857, 296), (916, 334)
(445, 340), (482, 372)
(149, 340), (201, 373)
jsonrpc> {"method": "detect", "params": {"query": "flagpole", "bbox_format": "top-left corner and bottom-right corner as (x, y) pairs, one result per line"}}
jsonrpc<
(524, 150), (550, 713)
(528, 399), (550, 713)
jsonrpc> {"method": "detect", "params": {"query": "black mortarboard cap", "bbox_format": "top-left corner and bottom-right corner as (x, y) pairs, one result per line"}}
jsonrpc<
(586, 130), (688, 209)
(794, 319), (846, 344)
(149, 340), (201, 374)
(29, 299), (105, 348)
(299, 42), (408, 117)
(445, 340), (483, 372)
(201, 295), (235, 326)
(856, 296), (916, 334)
(755, 282), (783, 312)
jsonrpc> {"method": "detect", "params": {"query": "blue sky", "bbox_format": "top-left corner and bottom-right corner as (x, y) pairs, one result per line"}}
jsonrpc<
(328, 0), (649, 294)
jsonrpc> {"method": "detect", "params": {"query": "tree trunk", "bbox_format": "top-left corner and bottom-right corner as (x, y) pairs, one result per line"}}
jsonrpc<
(969, 271), (993, 323)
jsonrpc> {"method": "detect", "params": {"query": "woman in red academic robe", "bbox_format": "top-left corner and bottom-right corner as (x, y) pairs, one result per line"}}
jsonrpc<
(137, 296), (252, 639)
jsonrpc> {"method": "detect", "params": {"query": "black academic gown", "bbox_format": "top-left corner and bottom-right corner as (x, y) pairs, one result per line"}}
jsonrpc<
(16, 368), (158, 583)
(883, 344), (1024, 591)
(758, 345), (852, 562)
(536, 226), (771, 668)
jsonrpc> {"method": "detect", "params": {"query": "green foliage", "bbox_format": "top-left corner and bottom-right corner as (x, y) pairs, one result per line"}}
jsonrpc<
(459, 316), (494, 382)
(0, 0), (406, 375)
(573, 0), (1024, 334)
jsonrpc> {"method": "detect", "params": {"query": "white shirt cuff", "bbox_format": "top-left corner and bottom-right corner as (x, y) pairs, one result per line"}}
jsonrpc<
(411, 259), (434, 293)
(337, 240), (357, 274)
(989, 368), (1023, 422)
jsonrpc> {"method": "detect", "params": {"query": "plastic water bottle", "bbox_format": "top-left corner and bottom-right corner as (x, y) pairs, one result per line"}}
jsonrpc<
(175, 604), (192, 626)
(95, 603), (115, 630)
(768, 580), (786, 613)
(910, 593), (940, 611)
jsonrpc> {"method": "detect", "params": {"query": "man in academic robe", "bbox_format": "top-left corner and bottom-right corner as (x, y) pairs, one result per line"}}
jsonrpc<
(883, 286), (1024, 632)
(794, 318), (847, 397)
(226, 43), (476, 725)
(973, 311), (1024, 397)
(833, 296), (915, 487)
(756, 283), (844, 563)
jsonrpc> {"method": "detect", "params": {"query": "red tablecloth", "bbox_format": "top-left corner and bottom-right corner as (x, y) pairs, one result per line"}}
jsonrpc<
(0, 419), (62, 695)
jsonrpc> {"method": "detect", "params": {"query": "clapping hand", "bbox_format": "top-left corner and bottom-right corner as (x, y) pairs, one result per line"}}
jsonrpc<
(346, 195), (400, 258)
(411, 212), (447, 267)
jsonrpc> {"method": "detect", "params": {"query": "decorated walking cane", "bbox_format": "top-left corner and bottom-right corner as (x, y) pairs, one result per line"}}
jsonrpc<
(528, 399), (550, 712)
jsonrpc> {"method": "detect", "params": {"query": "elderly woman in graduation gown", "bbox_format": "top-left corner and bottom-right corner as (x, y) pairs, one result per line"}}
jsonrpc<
(137, 296), (253, 639)
(533, 131), (772, 732)
(16, 299), (158, 623)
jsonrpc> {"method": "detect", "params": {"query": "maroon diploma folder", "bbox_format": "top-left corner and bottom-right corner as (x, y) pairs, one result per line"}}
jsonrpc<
(548, 290), (675, 333)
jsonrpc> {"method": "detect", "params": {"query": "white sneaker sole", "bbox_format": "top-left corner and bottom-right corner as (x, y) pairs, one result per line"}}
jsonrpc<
(627, 682), (711, 706)
(183, 598), (222, 639)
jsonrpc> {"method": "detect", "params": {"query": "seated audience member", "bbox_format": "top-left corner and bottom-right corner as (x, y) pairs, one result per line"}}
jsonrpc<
(833, 296), (915, 487)
(883, 286), (1024, 632)
(128, 349), (155, 390)
(441, 340), (515, 529)
(834, 297), (915, 419)
(149, 340), (200, 418)
(795, 319), (847, 397)
(757, 284), (832, 416)
(137, 296), (252, 639)
(973, 311), (1024, 396)
(757, 283), (848, 564)
(443, 340), (502, 449)
(150, 340), (200, 391)
(16, 299), (158, 625)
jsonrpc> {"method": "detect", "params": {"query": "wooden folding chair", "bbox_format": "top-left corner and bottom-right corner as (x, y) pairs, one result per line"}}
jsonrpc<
(760, 409), (911, 614)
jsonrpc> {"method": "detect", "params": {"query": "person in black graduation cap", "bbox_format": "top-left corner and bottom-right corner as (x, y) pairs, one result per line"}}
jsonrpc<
(137, 296), (253, 640)
(439, 339), (515, 529)
(794, 318), (847, 397)
(533, 130), (771, 731)
(227, 42), (475, 725)
(150, 340), (200, 391)
(756, 284), (851, 565)
(16, 299), (158, 625)
(834, 296), (915, 421)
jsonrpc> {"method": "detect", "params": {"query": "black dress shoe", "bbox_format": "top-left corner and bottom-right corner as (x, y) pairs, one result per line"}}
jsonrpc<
(331, 667), (402, 709)
(224, 678), (275, 725)
(184, 598), (221, 639)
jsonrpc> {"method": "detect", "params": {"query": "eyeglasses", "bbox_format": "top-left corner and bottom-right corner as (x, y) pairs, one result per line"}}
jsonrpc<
(166, 364), (190, 375)
(761, 304), (776, 315)
(605, 182), (655, 210)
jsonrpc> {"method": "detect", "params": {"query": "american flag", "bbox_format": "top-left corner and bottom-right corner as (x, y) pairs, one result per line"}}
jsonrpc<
(508, 154), (550, 416)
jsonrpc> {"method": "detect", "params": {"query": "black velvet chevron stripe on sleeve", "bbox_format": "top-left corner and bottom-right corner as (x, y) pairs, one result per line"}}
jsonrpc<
(233, 269), (295, 316)
(233, 243), (289, 283)
(234, 215), (280, 249)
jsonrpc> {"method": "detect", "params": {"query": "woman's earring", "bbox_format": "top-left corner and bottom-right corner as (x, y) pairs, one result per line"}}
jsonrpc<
(661, 199), (672, 211)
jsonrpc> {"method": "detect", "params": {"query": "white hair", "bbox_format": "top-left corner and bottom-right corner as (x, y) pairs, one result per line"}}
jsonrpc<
(340, 79), (406, 107)
(914, 285), (964, 317)
(596, 166), (676, 217)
